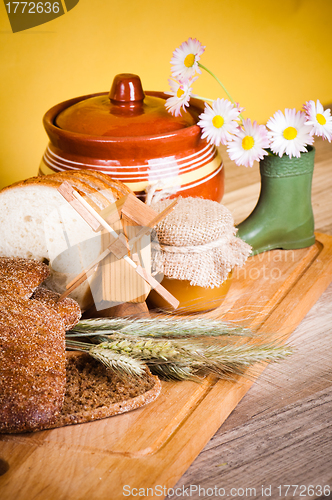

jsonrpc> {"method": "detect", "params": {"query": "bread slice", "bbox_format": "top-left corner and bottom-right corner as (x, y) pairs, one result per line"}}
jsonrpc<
(0, 295), (66, 434)
(0, 171), (132, 310)
(50, 170), (131, 203)
(43, 352), (161, 430)
(0, 179), (99, 310)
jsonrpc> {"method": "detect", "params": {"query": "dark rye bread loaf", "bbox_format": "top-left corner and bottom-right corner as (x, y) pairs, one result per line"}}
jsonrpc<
(31, 286), (82, 330)
(0, 295), (66, 433)
(0, 257), (161, 434)
(0, 289), (161, 433)
(0, 257), (81, 330)
(0, 257), (50, 299)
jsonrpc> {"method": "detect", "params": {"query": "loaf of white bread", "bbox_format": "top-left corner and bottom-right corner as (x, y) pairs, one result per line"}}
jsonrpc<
(0, 170), (132, 311)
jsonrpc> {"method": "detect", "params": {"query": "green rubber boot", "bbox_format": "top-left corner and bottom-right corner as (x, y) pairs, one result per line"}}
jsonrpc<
(237, 146), (315, 255)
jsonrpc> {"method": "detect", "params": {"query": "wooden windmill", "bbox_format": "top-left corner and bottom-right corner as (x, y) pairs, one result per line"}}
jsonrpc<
(57, 181), (179, 316)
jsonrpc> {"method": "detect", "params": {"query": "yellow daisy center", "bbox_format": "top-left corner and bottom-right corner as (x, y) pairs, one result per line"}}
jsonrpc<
(316, 113), (326, 125)
(184, 53), (195, 68)
(283, 126), (297, 140)
(177, 88), (185, 98)
(242, 135), (254, 150)
(212, 115), (224, 129)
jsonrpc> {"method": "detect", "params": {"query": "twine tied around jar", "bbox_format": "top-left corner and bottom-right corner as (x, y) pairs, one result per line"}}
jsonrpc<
(151, 235), (230, 254)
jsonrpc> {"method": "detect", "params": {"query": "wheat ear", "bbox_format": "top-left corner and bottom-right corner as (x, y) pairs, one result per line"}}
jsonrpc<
(66, 336), (292, 382)
(69, 317), (251, 338)
(66, 339), (147, 378)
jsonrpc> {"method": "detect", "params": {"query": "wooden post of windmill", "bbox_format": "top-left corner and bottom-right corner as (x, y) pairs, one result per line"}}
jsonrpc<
(89, 194), (172, 318)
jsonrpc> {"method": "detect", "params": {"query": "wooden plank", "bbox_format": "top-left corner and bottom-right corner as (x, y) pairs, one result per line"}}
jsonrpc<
(99, 221), (151, 304)
(118, 193), (158, 226)
(1, 233), (332, 500)
(99, 194), (159, 227)
(135, 265), (179, 310)
(175, 386), (332, 496)
(170, 136), (332, 498)
(57, 181), (101, 231)
(128, 199), (178, 249)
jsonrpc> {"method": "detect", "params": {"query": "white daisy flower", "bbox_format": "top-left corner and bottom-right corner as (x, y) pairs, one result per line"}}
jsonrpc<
(227, 119), (270, 168)
(198, 98), (242, 147)
(165, 78), (196, 117)
(303, 99), (332, 142)
(266, 108), (314, 158)
(170, 38), (205, 81)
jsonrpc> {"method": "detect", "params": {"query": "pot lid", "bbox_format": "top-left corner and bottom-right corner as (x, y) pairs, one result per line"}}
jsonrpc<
(55, 73), (198, 137)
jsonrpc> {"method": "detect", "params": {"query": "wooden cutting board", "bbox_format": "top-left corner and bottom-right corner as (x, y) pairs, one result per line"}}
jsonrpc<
(1, 232), (332, 500)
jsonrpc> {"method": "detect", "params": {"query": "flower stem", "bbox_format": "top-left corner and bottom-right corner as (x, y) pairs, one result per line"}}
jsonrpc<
(198, 62), (244, 121)
(193, 95), (214, 103)
(198, 62), (236, 105)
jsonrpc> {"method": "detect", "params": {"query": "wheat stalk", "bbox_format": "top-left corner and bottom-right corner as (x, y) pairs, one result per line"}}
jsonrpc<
(66, 339), (147, 378)
(68, 317), (251, 339)
(149, 363), (198, 382)
(182, 341), (293, 365)
(66, 334), (292, 382)
(89, 348), (146, 378)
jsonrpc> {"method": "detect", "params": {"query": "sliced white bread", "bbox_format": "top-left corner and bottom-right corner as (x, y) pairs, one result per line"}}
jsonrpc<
(0, 171), (132, 310)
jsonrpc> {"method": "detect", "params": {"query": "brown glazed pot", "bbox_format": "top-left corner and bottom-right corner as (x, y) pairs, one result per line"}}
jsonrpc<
(40, 74), (224, 201)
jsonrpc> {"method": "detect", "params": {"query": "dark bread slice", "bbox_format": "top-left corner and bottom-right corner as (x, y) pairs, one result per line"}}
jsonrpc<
(0, 295), (66, 434)
(0, 257), (49, 299)
(0, 340), (161, 433)
(46, 352), (161, 429)
(31, 286), (81, 330)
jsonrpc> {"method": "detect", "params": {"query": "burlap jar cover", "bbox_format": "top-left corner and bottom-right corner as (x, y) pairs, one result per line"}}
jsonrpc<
(150, 197), (252, 288)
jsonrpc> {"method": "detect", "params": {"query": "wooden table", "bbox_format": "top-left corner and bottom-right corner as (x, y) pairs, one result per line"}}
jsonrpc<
(167, 137), (332, 499)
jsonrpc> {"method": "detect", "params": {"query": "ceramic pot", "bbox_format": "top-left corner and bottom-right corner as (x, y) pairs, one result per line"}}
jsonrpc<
(40, 74), (224, 201)
(237, 146), (316, 254)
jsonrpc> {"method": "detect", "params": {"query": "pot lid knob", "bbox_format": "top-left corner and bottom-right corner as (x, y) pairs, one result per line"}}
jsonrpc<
(109, 73), (145, 104)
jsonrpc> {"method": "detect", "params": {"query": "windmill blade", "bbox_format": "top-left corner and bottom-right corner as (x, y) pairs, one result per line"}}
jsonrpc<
(57, 182), (179, 309)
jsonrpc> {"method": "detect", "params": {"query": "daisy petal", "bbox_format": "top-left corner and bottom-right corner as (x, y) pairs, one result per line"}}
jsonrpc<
(198, 98), (242, 147)
(227, 119), (270, 168)
(170, 38), (205, 81)
(165, 77), (196, 116)
(303, 99), (332, 142)
(266, 108), (314, 158)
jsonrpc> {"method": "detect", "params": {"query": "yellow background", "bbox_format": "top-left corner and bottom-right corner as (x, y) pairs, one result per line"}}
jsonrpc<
(1, 0), (332, 189)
